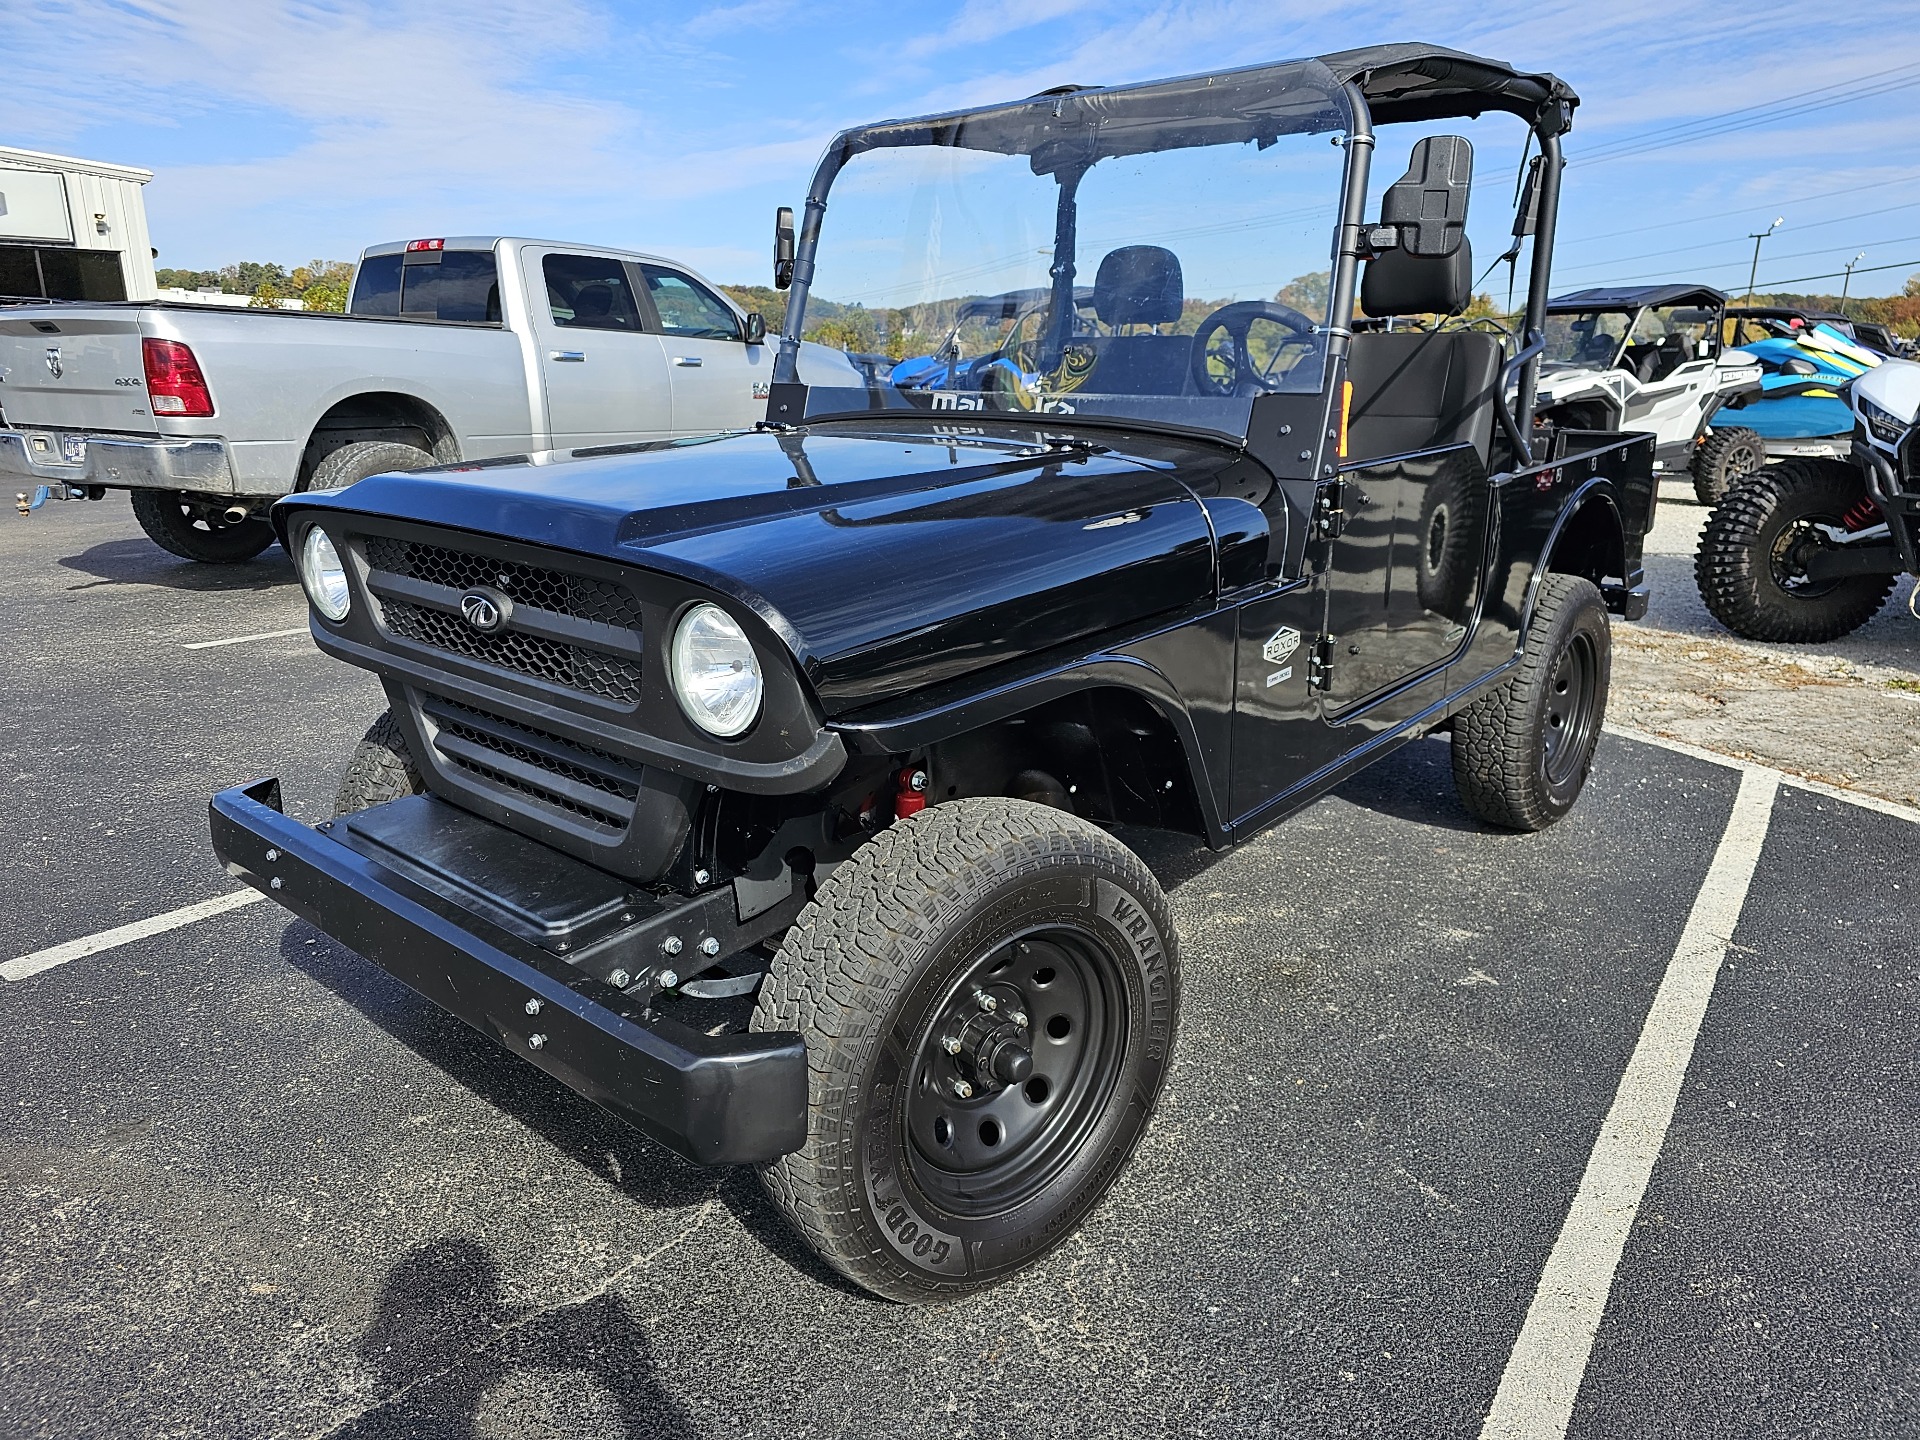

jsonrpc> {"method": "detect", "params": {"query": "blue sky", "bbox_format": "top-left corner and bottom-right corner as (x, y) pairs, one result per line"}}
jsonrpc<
(6, 0), (1920, 299)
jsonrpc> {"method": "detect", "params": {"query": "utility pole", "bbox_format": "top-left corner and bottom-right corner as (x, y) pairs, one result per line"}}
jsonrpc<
(1745, 217), (1784, 304)
(1841, 251), (1866, 314)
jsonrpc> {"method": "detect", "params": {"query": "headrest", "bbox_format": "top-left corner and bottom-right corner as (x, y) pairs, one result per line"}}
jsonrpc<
(1094, 246), (1183, 327)
(1361, 240), (1474, 318)
(574, 283), (614, 318)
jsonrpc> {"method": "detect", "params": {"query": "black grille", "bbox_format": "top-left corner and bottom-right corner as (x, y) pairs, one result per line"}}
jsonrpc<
(364, 535), (642, 627)
(382, 599), (644, 705)
(425, 701), (638, 833)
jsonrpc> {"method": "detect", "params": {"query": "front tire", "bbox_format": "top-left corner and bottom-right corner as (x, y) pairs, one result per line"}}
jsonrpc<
(129, 489), (276, 563)
(1691, 426), (1765, 505)
(1694, 459), (1897, 642)
(1451, 573), (1610, 831)
(335, 710), (425, 815)
(753, 798), (1178, 1303)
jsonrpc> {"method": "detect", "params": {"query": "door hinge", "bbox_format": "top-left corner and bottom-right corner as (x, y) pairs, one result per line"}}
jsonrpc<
(1307, 635), (1336, 692)
(1312, 479), (1347, 541)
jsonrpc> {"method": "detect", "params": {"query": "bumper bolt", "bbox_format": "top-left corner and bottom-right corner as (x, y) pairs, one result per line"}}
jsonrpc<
(693, 868), (711, 886)
(662, 936), (683, 956)
(609, 969), (631, 988)
(528, 1033), (547, 1050)
(524, 998), (543, 1016)
(269, 877), (282, 890)
(699, 937), (720, 957)
(659, 969), (679, 989)
(264, 849), (279, 862)
(952, 1079), (974, 1099)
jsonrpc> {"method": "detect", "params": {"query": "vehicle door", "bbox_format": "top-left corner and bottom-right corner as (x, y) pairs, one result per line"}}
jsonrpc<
(527, 248), (674, 450)
(1621, 305), (1718, 441)
(633, 263), (770, 434)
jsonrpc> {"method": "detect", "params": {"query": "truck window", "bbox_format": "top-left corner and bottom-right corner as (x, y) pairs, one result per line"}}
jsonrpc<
(350, 253), (403, 316)
(401, 250), (500, 322)
(0, 244), (126, 301)
(544, 253), (644, 331)
(639, 266), (740, 340)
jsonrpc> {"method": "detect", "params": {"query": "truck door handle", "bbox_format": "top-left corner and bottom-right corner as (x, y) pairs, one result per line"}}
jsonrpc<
(550, 350), (586, 362)
(672, 356), (703, 367)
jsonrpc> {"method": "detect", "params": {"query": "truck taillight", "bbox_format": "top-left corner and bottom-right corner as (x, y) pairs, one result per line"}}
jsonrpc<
(142, 338), (214, 417)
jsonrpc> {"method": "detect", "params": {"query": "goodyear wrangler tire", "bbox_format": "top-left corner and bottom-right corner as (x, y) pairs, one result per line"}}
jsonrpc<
(1694, 459), (1897, 642)
(1451, 573), (1610, 831)
(751, 798), (1178, 1303)
(334, 710), (425, 815)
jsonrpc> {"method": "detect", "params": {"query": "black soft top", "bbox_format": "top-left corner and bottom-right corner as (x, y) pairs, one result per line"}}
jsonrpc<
(1548, 284), (1727, 312)
(1318, 44), (1578, 131)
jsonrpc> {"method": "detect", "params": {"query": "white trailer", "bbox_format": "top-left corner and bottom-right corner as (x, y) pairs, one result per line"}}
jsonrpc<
(0, 146), (156, 303)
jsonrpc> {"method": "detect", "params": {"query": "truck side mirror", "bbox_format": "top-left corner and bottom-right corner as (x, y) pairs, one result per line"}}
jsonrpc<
(1382, 135), (1473, 258)
(744, 311), (766, 345)
(774, 206), (796, 291)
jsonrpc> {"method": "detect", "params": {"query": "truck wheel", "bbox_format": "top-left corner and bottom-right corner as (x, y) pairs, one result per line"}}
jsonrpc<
(335, 710), (425, 815)
(129, 489), (276, 564)
(304, 440), (436, 492)
(1694, 459), (1897, 642)
(1451, 573), (1610, 831)
(752, 798), (1178, 1302)
(1691, 426), (1764, 506)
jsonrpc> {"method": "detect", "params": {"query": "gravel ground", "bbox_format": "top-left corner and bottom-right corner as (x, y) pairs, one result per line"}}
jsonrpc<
(1610, 479), (1920, 807)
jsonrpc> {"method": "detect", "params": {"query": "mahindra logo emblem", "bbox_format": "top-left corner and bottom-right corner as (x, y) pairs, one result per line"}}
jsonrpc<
(45, 347), (62, 379)
(459, 588), (510, 633)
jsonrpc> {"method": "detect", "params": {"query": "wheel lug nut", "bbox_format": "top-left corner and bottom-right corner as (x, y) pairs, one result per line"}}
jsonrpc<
(942, 1036), (962, 1054)
(952, 1079), (974, 1099)
(975, 991), (997, 1012)
(1010, 1011), (1029, 1028)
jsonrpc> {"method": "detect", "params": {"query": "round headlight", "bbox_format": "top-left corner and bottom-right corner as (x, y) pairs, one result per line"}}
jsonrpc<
(299, 526), (351, 622)
(670, 602), (763, 737)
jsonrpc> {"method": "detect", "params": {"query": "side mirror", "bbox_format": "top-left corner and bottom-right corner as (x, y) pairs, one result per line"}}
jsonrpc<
(1382, 135), (1473, 258)
(1782, 356), (1819, 376)
(743, 311), (766, 345)
(774, 206), (795, 291)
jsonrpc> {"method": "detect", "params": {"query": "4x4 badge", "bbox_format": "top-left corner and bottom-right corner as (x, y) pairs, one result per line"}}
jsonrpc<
(1262, 626), (1300, 666)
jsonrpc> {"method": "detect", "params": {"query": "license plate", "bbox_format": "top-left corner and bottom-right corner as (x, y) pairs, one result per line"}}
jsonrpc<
(59, 434), (87, 465)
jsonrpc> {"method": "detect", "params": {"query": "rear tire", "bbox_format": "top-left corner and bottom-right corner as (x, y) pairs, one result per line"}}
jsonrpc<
(1451, 573), (1610, 831)
(335, 710), (425, 815)
(1694, 459), (1897, 642)
(129, 489), (276, 563)
(1691, 426), (1765, 505)
(752, 798), (1178, 1303)
(304, 439), (436, 492)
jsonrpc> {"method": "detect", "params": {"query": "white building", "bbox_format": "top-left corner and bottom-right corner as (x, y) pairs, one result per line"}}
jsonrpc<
(0, 145), (157, 302)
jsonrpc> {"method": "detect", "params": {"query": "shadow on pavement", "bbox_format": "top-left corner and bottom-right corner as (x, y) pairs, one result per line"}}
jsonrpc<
(330, 1237), (698, 1439)
(57, 536), (296, 592)
(1326, 734), (1491, 834)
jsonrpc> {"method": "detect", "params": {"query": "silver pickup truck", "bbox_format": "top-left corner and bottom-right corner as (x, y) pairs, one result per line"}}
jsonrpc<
(0, 235), (841, 561)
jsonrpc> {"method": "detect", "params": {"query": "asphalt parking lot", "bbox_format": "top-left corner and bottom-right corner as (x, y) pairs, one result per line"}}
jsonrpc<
(3, 496), (1916, 1439)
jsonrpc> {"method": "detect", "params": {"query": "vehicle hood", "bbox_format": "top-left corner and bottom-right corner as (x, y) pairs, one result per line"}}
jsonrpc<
(285, 423), (1228, 711)
(1853, 355), (1920, 427)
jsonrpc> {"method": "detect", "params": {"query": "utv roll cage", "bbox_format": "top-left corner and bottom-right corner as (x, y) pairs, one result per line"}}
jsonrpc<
(772, 43), (1578, 461)
(1546, 284), (1732, 377)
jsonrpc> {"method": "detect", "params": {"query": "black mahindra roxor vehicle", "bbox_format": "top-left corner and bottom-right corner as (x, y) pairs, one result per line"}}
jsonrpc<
(213, 44), (1654, 1302)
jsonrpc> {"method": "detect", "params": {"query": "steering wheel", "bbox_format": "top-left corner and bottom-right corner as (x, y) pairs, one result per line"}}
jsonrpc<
(1190, 301), (1317, 396)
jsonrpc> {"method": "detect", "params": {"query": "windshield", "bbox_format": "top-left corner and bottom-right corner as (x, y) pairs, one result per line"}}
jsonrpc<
(1544, 310), (1633, 368)
(1546, 303), (1718, 373)
(792, 61), (1352, 440)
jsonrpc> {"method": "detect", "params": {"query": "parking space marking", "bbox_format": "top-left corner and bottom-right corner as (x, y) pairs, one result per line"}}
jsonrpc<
(182, 626), (309, 651)
(1480, 766), (1780, 1440)
(2, 889), (267, 982)
(1608, 722), (1919, 825)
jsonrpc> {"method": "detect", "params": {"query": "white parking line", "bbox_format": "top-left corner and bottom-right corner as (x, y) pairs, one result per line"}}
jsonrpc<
(1606, 722), (1919, 825)
(1480, 766), (1781, 1439)
(2, 889), (267, 982)
(182, 626), (309, 651)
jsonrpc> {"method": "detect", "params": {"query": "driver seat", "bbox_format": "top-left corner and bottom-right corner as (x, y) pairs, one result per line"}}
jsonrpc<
(1084, 246), (1191, 396)
(1346, 243), (1502, 465)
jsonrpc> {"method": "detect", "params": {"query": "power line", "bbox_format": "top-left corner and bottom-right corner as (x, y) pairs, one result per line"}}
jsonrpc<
(1553, 197), (1920, 277)
(1557, 167), (1920, 248)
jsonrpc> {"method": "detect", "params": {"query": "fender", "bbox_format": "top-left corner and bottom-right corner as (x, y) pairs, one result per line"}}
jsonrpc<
(1519, 475), (1628, 635)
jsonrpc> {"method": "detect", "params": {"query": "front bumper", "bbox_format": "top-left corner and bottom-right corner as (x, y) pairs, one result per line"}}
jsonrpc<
(208, 779), (808, 1166)
(0, 427), (236, 492)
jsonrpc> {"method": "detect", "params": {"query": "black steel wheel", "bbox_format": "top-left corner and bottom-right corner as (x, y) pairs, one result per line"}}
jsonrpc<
(1695, 459), (1898, 642)
(1452, 573), (1611, 831)
(753, 798), (1178, 1303)
(129, 488), (276, 563)
(1691, 425), (1765, 506)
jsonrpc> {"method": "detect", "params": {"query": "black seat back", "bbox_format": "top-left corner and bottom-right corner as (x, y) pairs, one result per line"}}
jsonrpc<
(1345, 330), (1503, 464)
